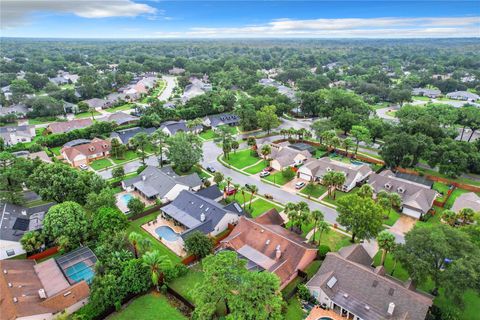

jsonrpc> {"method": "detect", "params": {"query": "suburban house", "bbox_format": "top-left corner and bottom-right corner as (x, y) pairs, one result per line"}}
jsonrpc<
(203, 113), (240, 128)
(259, 78), (297, 101)
(412, 88), (441, 98)
(220, 209), (317, 289)
(45, 119), (93, 134)
(195, 185), (224, 202)
(60, 138), (111, 167)
(446, 91), (480, 102)
(13, 150), (52, 163)
(297, 158), (373, 192)
(160, 189), (244, 242)
(0, 247), (96, 320)
(110, 127), (156, 145)
(160, 120), (202, 136)
(0, 104), (28, 117)
(181, 78), (212, 103)
(451, 192), (480, 213)
(0, 203), (54, 260)
(169, 67), (185, 75)
(82, 98), (112, 110)
(133, 76), (157, 95)
(306, 244), (433, 320)
(0, 125), (36, 146)
(266, 145), (311, 171)
(122, 166), (202, 203)
(98, 111), (139, 126)
(368, 170), (437, 219)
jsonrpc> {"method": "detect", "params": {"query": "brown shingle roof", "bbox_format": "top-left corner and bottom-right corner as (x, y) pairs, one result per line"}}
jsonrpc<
(61, 137), (111, 162)
(221, 210), (317, 288)
(47, 119), (93, 134)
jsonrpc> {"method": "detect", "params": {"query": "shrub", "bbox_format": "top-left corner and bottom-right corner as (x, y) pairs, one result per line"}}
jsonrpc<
(281, 167), (295, 180)
(136, 165), (146, 174)
(164, 264), (189, 282)
(318, 245), (331, 259)
(297, 284), (312, 301)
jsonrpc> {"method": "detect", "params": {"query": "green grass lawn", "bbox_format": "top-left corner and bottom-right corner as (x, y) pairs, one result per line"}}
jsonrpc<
(322, 187), (359, 206)
(28, 117), (59, 125)
(416, 167), (480, 187)
(314, 229), (352, 251)
(386, 110), (397, 117)
(227, 192), (253, 205)
(90, 158), (113, 170)
(111, 150), (138, 164)
(383, 209), (401, 226)
(304, 260), (322, 278)
(244, 161), (268, 175)
(373, 251), (480, 320)
(25, 199), (51, 208)
(263, 171), (294, 185)
(412, 95), (431, 101)
(445, 188), (471, 209)
(247, 198), (283, 218)
(169, 263), (204, 304)
(108, 172), (139, 185)
(126, 213), (180, 263)
(416, 206), (444, 227)
(223, 149), (260, 169)
(106, 103), (136, 112)
(300, 184), (327, 198)
(50, 146), (61, 156)
(199, 129), (216, 140)
(74, 111), (101, 119)
(432, 182), (450, 202)
(108, 293), (186, 320)
(284, 296), (304, 320)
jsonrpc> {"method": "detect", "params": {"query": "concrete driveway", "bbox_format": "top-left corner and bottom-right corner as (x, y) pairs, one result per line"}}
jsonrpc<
(390, 215), (417, 235)
(281, 177), (307, 193)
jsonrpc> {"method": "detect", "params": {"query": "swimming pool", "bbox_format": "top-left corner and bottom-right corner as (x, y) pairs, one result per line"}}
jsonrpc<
(318, 317), (333, 320)
(120, 193), (134, 205)
(65, 261), (95, 284)
(155, 226), (180, 241)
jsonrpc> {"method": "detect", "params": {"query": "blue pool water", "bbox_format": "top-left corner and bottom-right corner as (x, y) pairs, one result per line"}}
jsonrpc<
(121, 194), (134, 205)
(155, 226), (180, 241)
(65, 261), (95, 284)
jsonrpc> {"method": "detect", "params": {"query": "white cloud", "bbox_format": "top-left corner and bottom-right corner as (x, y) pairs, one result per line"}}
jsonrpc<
(155, 16), (480, 38)
(1, 0), (157, 28)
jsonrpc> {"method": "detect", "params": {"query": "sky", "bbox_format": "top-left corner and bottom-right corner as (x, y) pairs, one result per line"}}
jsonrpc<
(1, 1), (479, 38)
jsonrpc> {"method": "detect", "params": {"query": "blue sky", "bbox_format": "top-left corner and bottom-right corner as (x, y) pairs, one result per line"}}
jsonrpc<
(1, 1), (479, 38)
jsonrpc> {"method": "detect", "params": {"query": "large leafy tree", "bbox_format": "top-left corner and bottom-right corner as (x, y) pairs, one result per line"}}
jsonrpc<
(20, 231), (45, 254)
(395, 225), (480, 298)
(167, 131), (203, 172)
(42, 201), (89, 249)
(350, 125), (371, 155)
(130, 132), (151, 166)
(85, 188), (116, 212)
(337, 194), (384, 242)
(184, 231), (213, 259)
(92, 206), (128, 235)
(256, 105), (280, 134)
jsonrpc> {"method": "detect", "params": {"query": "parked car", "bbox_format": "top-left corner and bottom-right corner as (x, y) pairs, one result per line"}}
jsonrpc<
(245, 183), (254, 190)
(260, 171), (270, 177)
(225, 187), (236, 196)
(264, 193), (273, 200)
(264, 166), (273, 172)
(206, 165), (216, 173)
(79, 164), (89, 170)
(295, 181), (306, 189)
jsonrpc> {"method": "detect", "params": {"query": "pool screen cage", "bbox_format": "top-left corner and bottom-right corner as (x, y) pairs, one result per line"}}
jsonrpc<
(55, 246), (97, 284)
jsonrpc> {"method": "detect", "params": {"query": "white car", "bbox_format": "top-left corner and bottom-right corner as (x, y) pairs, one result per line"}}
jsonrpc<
(295, 181), (306, 189)
(79, 164), (89, 170)
(260, 171), (270, 178)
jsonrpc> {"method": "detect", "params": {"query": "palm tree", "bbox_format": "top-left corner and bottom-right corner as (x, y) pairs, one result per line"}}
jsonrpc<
(248, 184), (258, 209)
(458, 208), (475, 226)
(152, 129), (169, 167)
(357, 184), (374, 199)
(130, 132), (150, 166)
(142, 250), (172, 291)
(284, 202), (298, 231)
(231, 140), (239, 154)
(377, 230), (396, 266)
(88, 106), (96, 120)
(224, 176), (233, 199)
(342, 137), (355, 156)
(297, 209), (311, 233)
(330, 136), (341, 152)
(260, 144), (271, 164)
(222, 139), (232, 160)
(441, 209), (457, 226)
(240, 186), (247, 210)
(316, 221), (330, 247)
(332, 172), (346, 199)
(128, 232), (143, 258)
(232, 183), (240, 201)
(320, 130), (336, 149)
(322, 172), (336, 199)
(280, 129), (287, 139)
(310, 210), (324, 244)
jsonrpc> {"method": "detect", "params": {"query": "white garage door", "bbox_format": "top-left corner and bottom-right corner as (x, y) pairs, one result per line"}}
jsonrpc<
(298, 172), (312, 181)
(402, 207), (421, 219)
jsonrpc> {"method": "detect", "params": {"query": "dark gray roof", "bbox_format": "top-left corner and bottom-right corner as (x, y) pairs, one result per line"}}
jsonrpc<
(110, 127), (156, 144)
(161, 190), (243, 239)
(123, 166), (202, 198)
(160, 121), (201, 135)
(206, 113), (240, 127)
(288, 142), (316, 154)
(0, 203), (54, 242)
(195, 185), (223, 200)
(63, 139), (91, 148)
(100, 112), (139, 126)
(307, 244), (433, 320)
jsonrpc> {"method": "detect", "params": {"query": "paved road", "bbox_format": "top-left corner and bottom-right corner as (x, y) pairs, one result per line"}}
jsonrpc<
(158, 75), (176, 102)
(376, 107), (399, 122)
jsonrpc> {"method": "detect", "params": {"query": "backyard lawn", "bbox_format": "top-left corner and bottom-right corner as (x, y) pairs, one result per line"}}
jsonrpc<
(432, 182), (450, 202)
(263, 171), (294, 185)
(168, 263), (204, 304)
(90, 158), (113, 170)
(199, 129), (216, 140)
(111, 150), (138, 164)
(74, 111), (101, 119)
(284, 296), (304, 320)
(300, 184), (327, 198)
(244, 161), (268, 174)
(108, 293), (186, 320)
(412, 95), (431, 101)
(444, 187), (471, 208)
(313, 228), (352, 251)
(223, 149), (259, 169)
(247, 198), (283, 218)
(126, 213), (180, 263)
(415, 167), (480, 187)
(50, 146), (61, 156)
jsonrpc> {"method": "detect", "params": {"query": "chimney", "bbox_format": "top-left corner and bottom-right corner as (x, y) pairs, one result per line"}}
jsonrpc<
(38, 289), (47, 299)
(387, 302), (395, 315)
(141, 175), (146, 181)
(21, 210), (27, 216)
(275, 245), (281, 260)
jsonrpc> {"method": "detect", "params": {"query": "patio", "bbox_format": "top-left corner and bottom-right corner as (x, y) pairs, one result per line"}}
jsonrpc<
(116, 190), (153, 213)
(306, 306), (344, 320)
(142, 215), (187, 257)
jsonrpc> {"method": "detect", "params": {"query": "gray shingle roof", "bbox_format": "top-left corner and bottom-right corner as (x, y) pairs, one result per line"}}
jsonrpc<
(307, 244), (433, 320)
(451, 192), (480, 213)
(110, 127), (156, 144)
(196, 185), (223, 200)
(206, 113), (240, 127)
(0, 203), (54, 242)
(160, 120), (201, 135)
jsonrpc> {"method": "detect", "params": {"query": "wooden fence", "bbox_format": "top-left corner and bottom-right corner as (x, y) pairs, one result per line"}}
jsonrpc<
(127, 204), (163, 221)
(28, 246), (58, 260)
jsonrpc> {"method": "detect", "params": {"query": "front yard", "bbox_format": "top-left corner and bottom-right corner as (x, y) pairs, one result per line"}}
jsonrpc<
(263, 171), (294, 185)
(244, 161), (268, 174)
(106, 103), (136, 112)
(108, 293), (186, 320)
(222, 149), (260, 169)
(111, 150), (139, 164)
(247, 198), (283, 218)
(311, 228), (352, 251)
(300, 183), (327, 198)
(90, 158), (114, 170)
(321, 187), (359, 206)
(74, 111), (101, 119)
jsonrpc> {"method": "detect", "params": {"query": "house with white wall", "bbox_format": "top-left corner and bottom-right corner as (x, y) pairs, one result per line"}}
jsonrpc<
(60, 138), (111, 167)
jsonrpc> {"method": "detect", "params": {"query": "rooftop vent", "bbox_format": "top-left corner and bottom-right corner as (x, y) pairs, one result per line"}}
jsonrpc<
(365, 305), (370, 311)
(13, 297), (18, 303)
(38, 289), (47, 299)
(141, 175), (146, 181)
(372, 280), (378, 287)
(3, 269), (7, 274)
(205, 207), (209, 212)
(385, 183), (392, 190)
(387, 302), (395, 315)
(343, 293), (349, 298)
(388, 288), (394, 296)
(326, 276), (337, 289)
(89, 146), (95, 152)
(260, 229), (264, 233)
(265, 239), (270, 245)
(8, 282), (12, 287)
(21, 210), (27, 215)
(200, 204), (204, 209)
(397, 187), (405, 194)
(63, 291), (71, 297)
